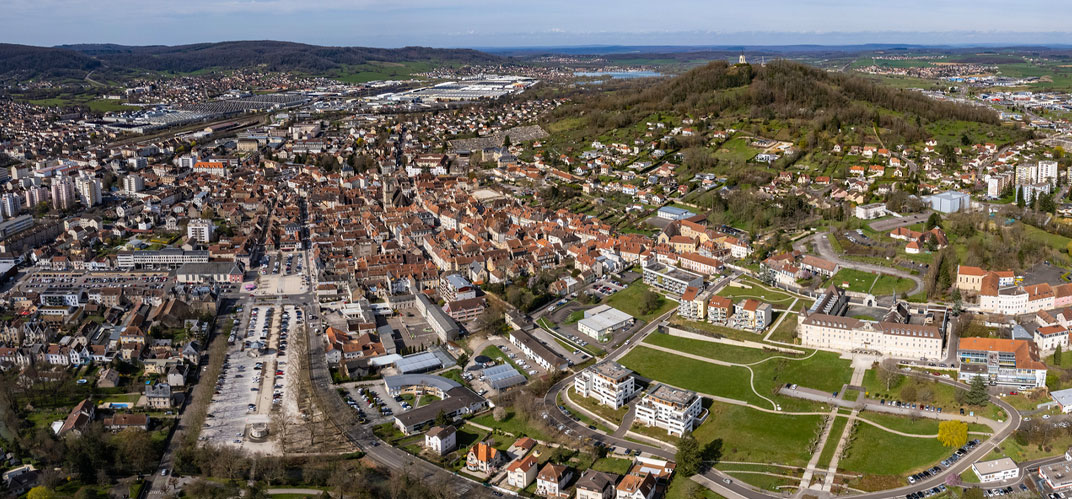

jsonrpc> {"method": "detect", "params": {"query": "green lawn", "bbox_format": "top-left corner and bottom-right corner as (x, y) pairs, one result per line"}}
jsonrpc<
(627, 337), (851, 410)
(768, 313), (799, 344)
(871, 274), (916, 296)
(565, 310), (585, 324)
(717, 281), (797, 305)
(619, 346), (764, 405)
(838, 421), (951, 476)
(590, 457), (633, 475)
(644, 333), (789, 364)
(469, 410), (551, 441)
(569, 388), (628, 423)
(668, 317), (771, 343)
(695, 403), (824, 467)
(605, 281), (676, 322)
(817, 416), (849, 468)
(828, 268), (879, 293)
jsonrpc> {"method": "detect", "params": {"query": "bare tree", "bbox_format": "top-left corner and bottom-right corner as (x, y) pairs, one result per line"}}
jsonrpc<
(877, 358), (902, 392)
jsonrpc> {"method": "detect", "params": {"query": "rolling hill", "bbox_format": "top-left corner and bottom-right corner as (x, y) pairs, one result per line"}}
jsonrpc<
(0, 41), (502, 80)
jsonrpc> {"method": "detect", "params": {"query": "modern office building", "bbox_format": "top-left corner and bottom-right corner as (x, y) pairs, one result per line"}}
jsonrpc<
(574, 361), (636, 408)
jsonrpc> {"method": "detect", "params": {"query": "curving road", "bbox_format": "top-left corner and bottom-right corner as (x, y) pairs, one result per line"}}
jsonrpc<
(796, 232), (925, 296)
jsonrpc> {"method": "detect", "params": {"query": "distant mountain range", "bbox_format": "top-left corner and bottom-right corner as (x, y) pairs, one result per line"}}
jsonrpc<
(0, 41), (502, 80)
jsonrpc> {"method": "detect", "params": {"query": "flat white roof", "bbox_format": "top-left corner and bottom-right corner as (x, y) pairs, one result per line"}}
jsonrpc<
(973, 457), (1018, 475)
(578, 307), (633, 332)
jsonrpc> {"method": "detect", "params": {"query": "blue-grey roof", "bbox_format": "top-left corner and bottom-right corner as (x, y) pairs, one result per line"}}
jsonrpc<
(394, 352), (444, 374)
(657, 206), (693, 216)
(483, 364), (526, 389)
(383, 374), (460, 393)
(1053, 388), (1072, 408)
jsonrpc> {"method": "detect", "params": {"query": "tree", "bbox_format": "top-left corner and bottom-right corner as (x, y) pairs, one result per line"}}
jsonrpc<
(1017, 186), (1025, 208)
(937, 420), (968, 448)
(925, 212), (942, 230)
(493, 406), (507, 422)
(676, 432), (702, 476)
(877, 359), (903, 392)
(456, 352), (469, 368)
(966, 375), (989, 406)
(27, 487), (56, 499)
(434, 410), (450, 427)
(638, 290), (662, 316)
(1057, 344), (1064, 367)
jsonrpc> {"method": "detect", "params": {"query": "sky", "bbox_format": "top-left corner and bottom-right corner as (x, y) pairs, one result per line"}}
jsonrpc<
(5, 0), (1072, 48)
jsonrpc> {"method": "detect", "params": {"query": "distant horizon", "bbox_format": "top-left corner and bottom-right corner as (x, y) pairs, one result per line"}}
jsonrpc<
(14, 36), (1072, 53)
(5, 0), (1072, 48)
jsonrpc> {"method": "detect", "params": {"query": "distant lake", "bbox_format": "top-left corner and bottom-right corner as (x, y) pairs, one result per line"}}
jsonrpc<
(574, 71), (664, 79)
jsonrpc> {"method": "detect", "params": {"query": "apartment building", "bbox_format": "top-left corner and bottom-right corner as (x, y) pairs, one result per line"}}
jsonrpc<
(957, 337), (1047, 388)
(677, 286), (705, 320)
(1035, 325), (1070, 353)
(732, 299), (773, 331)
(186, 218), (215, 243)
(509, 329), (568, 371)
(643, 262), (703, 296)
(634, 383), (703, 436)
(574, 361), (636, 409)
(707, 296), (732, 324)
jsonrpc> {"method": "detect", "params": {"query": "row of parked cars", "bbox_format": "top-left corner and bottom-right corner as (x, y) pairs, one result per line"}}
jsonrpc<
(343, 393), (368, 423)
(904, 484), (946, 498)
(355, 387), (392, 417)
(985, 485), (1028, 496)
(908, 439), (980, 485)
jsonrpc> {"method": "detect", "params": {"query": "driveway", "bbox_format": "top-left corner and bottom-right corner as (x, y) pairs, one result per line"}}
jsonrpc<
(798, 232), (924, 296)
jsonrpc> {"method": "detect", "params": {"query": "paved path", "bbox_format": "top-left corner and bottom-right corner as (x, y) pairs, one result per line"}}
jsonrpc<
(266, 489), (324, 496)
(821, 408), (859, 492)
(798, 407), (840, 490)
(762, 297), (798, 343)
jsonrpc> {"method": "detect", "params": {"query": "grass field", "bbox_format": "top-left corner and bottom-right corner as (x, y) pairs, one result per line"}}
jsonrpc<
(590, 457), (633, 475)
(829, 268), (877, 293)
(768, 313), (799, 343)
(620, 346), (763, 404)
(871, 274), (916, 296)
(817, 417), (849, 469)
(469, 410), (551, 442)
(860, 369), (993, 415)
(695, 403), (824, 467)
(668, 317), (776, 344)
(605, 281), (676, 322)
(717, 281), (797, 305)
(838, 421), (950, 476)
(630, 336), (851, 409)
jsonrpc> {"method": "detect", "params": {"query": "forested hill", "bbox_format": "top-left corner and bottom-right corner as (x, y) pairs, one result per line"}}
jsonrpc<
(0, 41), (502, 79)
(552, 60), (1000, 145)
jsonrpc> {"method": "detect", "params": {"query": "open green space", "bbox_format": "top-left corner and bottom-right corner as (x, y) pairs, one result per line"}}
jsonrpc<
(860, 369), (993, 415)
(838, 421), (950, 476)
(469, 410), (551, 442)
(694, 403), (824, 467)
(604, 281), (676, 322)
(828, 268), (878, 293)
(871, 274), (916, 296)
(668, 317), (774, 344)
(620, 346), (763, 405)
(590, 457), (634, 475)
(768, 313), (799, 344)
(716, 281), (797, 305)
(643, 333), (789, 364)
(568, 388), (628, 424)
(817, 417), (849, 468)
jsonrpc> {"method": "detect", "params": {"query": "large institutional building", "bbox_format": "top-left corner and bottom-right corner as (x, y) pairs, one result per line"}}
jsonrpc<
(957, 337), (1047, 388)
(797, 288), (946, 360)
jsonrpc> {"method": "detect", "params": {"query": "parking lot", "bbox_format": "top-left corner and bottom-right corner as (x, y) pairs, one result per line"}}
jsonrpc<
(19, 270), (172, 293)
(388, 312), (440, 350)
(201, 302), (305, 452)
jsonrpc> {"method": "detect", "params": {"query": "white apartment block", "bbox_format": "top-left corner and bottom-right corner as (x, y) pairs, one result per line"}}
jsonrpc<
(187, 218), (216, 243)
(574, 361), (636, 409)
(75, 177), (102, 207)
(634, 384), (703, 436)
